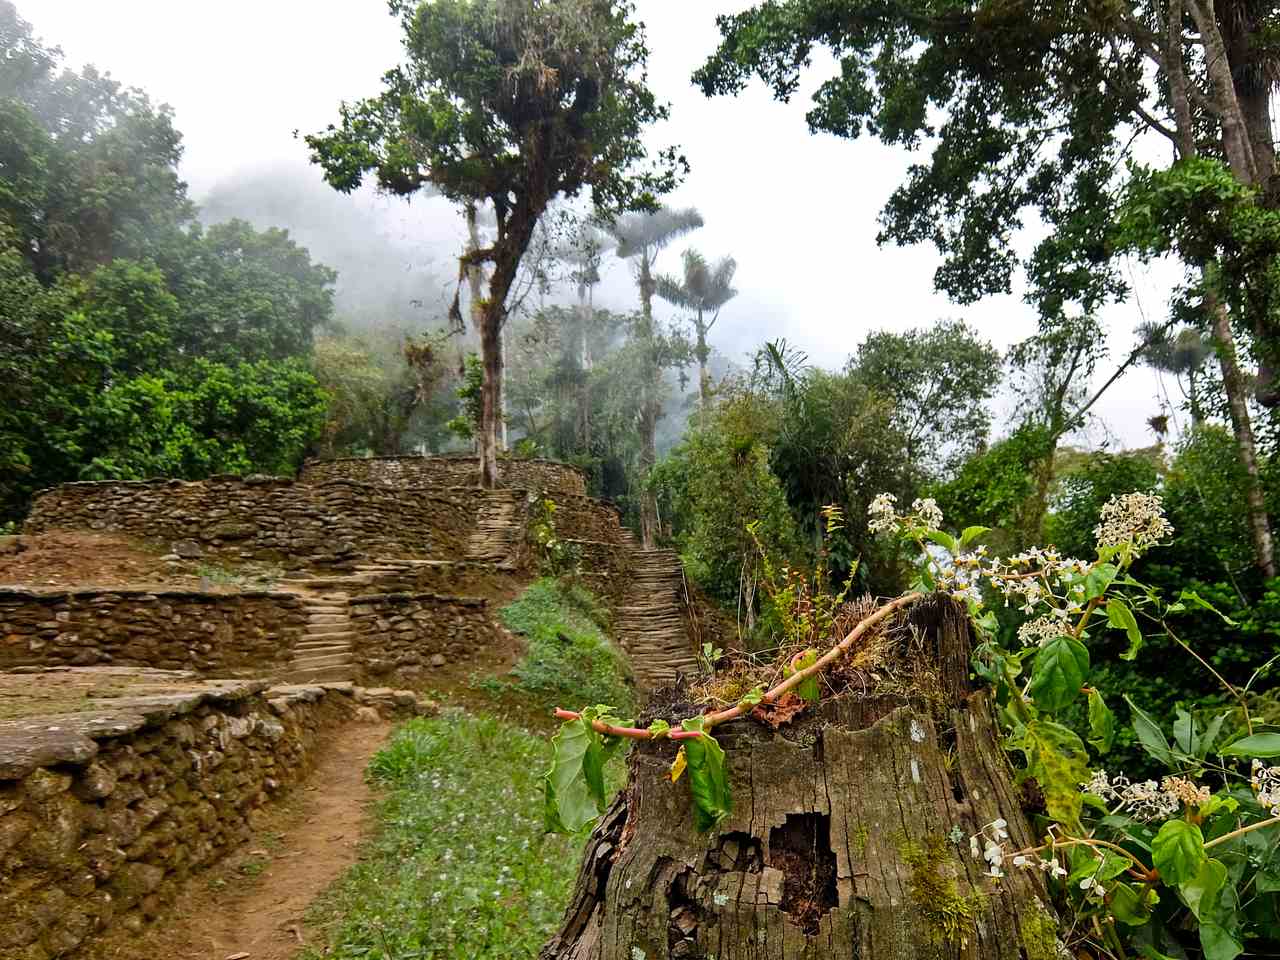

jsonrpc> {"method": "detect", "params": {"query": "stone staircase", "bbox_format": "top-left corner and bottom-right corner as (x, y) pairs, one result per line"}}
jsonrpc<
(466, 490), (526, 565)
(615, 548), (700, 692)
(278, 581), (358, 683)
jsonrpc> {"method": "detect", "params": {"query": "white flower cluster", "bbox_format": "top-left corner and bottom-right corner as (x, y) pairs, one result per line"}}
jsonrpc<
(866, 494), (943, 536)
(1081, 770), (1208, 822)
(931, 544), (1089, 619)
(1252, 760), (1280, 817)
(1016, 615), (1069, 648)
(1093, 492), (1174, 554)
(867, 493), (899, 534)
(968, 818), (1067, 880)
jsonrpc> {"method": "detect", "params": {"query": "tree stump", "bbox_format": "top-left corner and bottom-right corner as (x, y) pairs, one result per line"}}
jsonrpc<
(542, 596), (1063, 960)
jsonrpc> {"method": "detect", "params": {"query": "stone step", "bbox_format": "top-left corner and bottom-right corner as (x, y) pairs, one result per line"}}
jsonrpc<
(292, 645), (351, 658)
(304, 620), (351, 633)
(303, 601), (349, 611)
(303, 626), (355, 640)
(288, 653), (353, 670)
(278, 665), (356, 684)
(307, 614), (349, 625)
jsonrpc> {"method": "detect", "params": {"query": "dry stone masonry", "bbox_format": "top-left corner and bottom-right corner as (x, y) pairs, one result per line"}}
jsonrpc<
(300, 454), (588, 495)
(0, 588), (306, 674)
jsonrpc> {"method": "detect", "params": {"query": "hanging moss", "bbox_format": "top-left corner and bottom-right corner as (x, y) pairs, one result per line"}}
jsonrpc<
(897, 833), (987, 948)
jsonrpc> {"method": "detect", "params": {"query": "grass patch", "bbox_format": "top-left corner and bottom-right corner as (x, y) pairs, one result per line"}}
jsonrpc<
(302, 711), (621, 960)
(496, 577), (632, 713)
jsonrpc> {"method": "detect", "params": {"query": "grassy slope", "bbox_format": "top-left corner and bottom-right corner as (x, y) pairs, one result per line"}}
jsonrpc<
(304, 578), (629, 960)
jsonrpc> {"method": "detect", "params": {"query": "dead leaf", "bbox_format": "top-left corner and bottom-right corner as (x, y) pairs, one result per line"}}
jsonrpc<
(751, 692), (807, 729)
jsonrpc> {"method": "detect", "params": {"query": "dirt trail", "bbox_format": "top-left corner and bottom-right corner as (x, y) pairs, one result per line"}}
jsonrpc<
(99, 718), (393, 960)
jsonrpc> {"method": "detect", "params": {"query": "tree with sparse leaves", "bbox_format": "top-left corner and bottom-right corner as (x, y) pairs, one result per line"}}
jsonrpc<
(655, 248), (738, 408)
(306, 0), (686, 488)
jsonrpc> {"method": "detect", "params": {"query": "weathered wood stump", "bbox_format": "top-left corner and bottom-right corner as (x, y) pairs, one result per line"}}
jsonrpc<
(542, 596), (1062, 960)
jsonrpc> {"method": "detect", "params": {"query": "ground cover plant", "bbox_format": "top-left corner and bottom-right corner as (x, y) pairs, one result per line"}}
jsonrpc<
(302, 712), (623, 960)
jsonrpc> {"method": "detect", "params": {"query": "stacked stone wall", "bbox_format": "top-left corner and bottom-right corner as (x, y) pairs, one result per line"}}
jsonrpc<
(0, 589), (306, 674)
(543, 493), (626, 546)
(301, 455), (588, 496)
(348, 592), (500, 683)
(0, 679), (355, 958)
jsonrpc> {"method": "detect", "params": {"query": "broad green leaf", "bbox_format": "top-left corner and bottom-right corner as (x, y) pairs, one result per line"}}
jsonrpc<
(959, 525), (990, 547)
(787, 649), (820, 703)
(1010, 720), (1090, 830)
(1125, 696), (1178, 766)
(1180, 857), (1227, 921)
(925, 529), (958, 554)
(681, 717), (731, 831)
(1109, 880), (1155, 925)
(1173, 708), (1196, 756)
(1087, 689), (1116, 754)
(1084, 562), (1119, 600)
(1068, 850), (1130, 887)
(1220, 732), (1280, 758)
(1106, 598), (1143, 660)
(647, 719), (671, 737)
(1028, 634), (1089, 712)
(543, 718), (600, 832)
(1199, 713), (1228, 757)
(1199, 922), (1244, 960)
(1153, 821), (1205, 885)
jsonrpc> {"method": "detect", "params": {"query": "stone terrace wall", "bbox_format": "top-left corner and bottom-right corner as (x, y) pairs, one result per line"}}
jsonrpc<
(545, 493), (626, 546)
(0, 678), (355, 959)
(348, 592), (501, 684)
(0, 589), (307, 674)
(302, 455), (588, 496)
(24, 476), (484, 568)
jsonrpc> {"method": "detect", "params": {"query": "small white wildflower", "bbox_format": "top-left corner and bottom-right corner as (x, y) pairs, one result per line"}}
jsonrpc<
(868, 493), (899, 535)
(911, 497), (944, 531)
(1017, 616), (1066, 648)
(1093, 492), (1173, 554)
(969, 835), (982, 860)
(1012, 855), (1030, 868)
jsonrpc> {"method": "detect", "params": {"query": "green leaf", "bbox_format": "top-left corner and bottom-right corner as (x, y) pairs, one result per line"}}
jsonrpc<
(647, 719), (671, 738)
(1009, 720), (1090, 831)
(1180, 857), (1227, 921)
(1220, 732), (1280, 758)
(1087, 689), (1116, 754)
(1199, 922), (1243, 960)
(1153, 820), (1205, 885)
(681, 717), (731, 831)
(543, 718), (601, 833)
(787, 649), (819, 703)
(1125, 696), (1178, 766)
(1199, 713), (1228, 757)
(1084, 563), (1118, 600)
(925, 529), (958, 554)
(1106, 598), (1143, 660)
(737, 686), (764, 709)
(1027, 634), (1089, 712)
(1177, 589), (1237, 625)
(959, 525), (990, 548)
(1109, 880), (1155, 926)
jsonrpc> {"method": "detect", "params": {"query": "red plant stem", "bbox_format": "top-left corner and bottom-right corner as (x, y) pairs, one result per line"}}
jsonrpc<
(553, 591), (924, 741)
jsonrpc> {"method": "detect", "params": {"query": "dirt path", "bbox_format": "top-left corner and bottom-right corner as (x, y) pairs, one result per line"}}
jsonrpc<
(99, 718), (393, 960)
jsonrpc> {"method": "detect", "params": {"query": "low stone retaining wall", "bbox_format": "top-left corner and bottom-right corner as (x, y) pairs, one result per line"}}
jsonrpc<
(348, 592), (501, 683)
(544, 493), (626, 546)
(302, 455), (588, 496)
(0, 674), (357, 958)
(353, 560), (518, 599)
(0, 588), (306, 674)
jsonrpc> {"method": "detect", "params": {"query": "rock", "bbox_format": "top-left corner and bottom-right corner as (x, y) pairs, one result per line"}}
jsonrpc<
(171, 538), (204, 558)
(73, 762), (117, 800)
(202, 522), (257, 541)
(0, 534), (23, 555)
(430, 653), (447, 668)
(158, 554), (181, 563)
(391, 690), (416, 706)
(23, 769), (73, 800)
(354, 706), (381, 724)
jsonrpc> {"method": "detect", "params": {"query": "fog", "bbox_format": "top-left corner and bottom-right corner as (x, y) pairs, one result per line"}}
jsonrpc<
(30, 0), (1179, 448)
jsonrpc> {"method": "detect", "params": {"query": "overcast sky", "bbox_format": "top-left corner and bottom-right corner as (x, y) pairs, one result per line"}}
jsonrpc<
(29, 0), (1182, 449)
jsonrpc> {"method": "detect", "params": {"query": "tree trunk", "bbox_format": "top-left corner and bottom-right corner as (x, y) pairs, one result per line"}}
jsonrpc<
(1209, 291), (1276, 577)
(479, 313), (503, 489)
(638, 255), (660, 548)
(542, 597), (1061, 960)
(695, 309), (711, 410)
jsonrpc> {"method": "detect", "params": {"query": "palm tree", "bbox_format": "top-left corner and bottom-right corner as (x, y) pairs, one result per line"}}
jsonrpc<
(1138, 321), (1211, 425)
(606, 206), (703, 547)
(656, 248), (738, 407)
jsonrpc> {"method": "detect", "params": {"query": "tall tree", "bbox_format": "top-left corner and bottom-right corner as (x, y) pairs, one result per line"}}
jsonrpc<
(694, 0), (1280, 575)
(606, 206), (702, 545)
(554, 221), (614, 450)
(1139, 321), (1211, 425)
(655, 247), (738, 407)
(306, 0), (685, 488)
